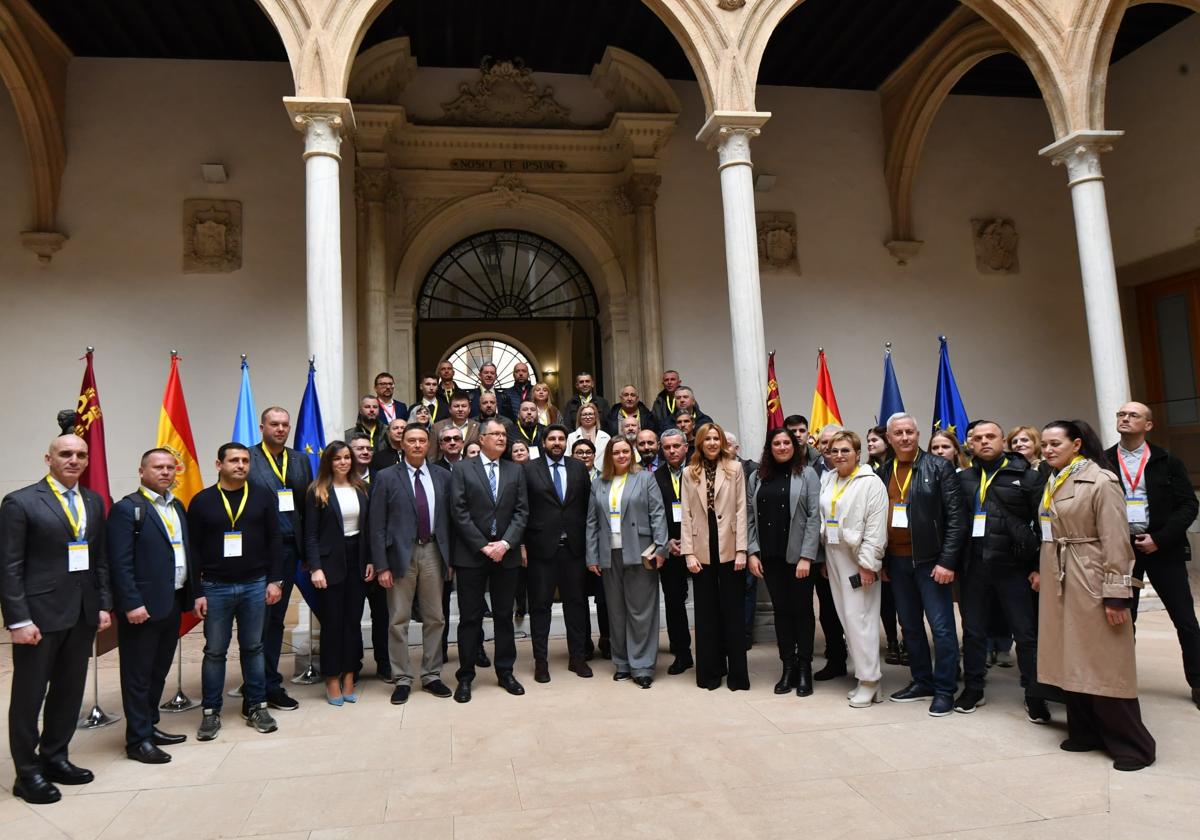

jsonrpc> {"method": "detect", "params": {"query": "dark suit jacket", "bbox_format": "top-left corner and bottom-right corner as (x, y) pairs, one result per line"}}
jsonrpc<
(503, 382), (534, 420)
(0, 479), (112, 631)
(654, 464), (684, 542)
(303, 484), (371, 586)
(368, 462), (453, 579)
(522, 456), (590, 559)
(450, 456), (528, 569)
(107, 490), (198, 619)
(604, 403), (658, 436)
(1105, 442), (1199, 563)
(371, 445), (405, 477)
(248, 444), (313, 544)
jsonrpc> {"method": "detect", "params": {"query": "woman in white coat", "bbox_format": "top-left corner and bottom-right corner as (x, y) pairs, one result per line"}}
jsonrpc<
(567, 403), (611, 465)
(819, 430), (889, 707)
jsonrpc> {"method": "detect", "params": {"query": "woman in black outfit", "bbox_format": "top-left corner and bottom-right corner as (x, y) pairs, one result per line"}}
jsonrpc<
(867, 425), (905, 665)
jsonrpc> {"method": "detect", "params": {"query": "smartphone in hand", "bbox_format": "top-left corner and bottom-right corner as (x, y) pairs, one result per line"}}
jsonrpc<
(849, 573), (863, 590)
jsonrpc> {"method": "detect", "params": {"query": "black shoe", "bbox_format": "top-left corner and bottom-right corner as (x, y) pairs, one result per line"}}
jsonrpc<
(43, 759), (93, 785)
(774, 665), (798, 695)
(812, 662), (847, 681)
(585, 643), (597, 662)
(953, 688), (986, 714)
(423, 679), (453, 698)
(454, 681), (473, 703)
(1113, 758), (1151, 772)
(613, 671), (633, 681)
(568, 657), (594, 678)
(884, 641), (900, 665)
(499, 674), (525, 696)
(598, 637), (612, 659)
(898, 642), (910, 666)
(796, 663), (814, 698)
(633, 676), (653, 689)
(476, 649), (491, 669)
(390, 685), (411, 705)
(534, 660), (550, 684)
(745, 631), (754, 651)
(152, 727), (187, 746)
(266, 690), (299, 711)
(12, 773), (61, 804)
(928, 694), (954, 717)
(1025, 697), (1051, 724)
(699, 679), (722, 690)
(666, 655), (693, 675)
(1060, 738), (1102, 752)
(515, 607), (526, 620)
(126, 740), (172, 764)
(889, 682), (935, 703)
(1192, 687), (1200, 710)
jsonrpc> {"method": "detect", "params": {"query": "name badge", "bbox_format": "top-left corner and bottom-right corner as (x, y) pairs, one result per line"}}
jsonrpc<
(1040, 515), (1053, 542)
(277, 490), (295, 512)
(224, 531), (243, 557)
(972, 513), (987, 538)
(172, 540), (186, 569)
(891, 504), (909, 529)
(1125, 499), (1148, 524)
(68, 540), (90, 572)
(527, 446), (540, 460)
(672, 501), (682, 523)
(825, 518), (840, 545)
(609, 511), (622, 549)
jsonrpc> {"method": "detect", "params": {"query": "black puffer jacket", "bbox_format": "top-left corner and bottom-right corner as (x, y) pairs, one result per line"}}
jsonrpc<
(876, 452), (967, 569)
(956, 453), (1045, 572)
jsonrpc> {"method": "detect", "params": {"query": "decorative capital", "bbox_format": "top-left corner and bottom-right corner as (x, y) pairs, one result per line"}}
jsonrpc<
(625, 174), (661, 208)
(356, 168), (390, 204)
(696, 111), (771, 168)
(283, 97), (355, 161)
(20, 231), (67, 263)
(717, 0), (746, 9)
(1039, 129), (1122, 186)
(885, 239), (923, 266)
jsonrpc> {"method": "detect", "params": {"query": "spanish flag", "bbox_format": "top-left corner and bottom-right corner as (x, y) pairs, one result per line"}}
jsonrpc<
(809, 349), (842, 442)
(156, 353), (203, 506)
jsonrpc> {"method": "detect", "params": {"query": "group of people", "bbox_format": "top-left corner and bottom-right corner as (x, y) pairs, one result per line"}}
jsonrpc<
(2, 360), (1197, 804)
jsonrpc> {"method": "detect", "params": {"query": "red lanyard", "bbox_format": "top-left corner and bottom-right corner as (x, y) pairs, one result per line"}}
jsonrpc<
(1118, 446), (1149, 495)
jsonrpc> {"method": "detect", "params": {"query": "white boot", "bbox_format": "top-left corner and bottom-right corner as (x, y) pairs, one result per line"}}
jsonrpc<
(848, 680), (882, 708)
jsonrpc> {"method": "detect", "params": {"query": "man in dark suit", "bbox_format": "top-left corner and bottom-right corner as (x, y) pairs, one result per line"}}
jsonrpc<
(247, 407), (313, 711)
(350, 432), (392, 680)
(435, 360), (458, 417)
(563, 371), (610, 430)
(502, 362), (534, 421)
(411, 375), (442, 426)
(605, 385), (657, 436)
(108, 448), (201, 764)
(1, 434), (113, 803)
(654, 428), (693, 674)
(523, 424), (593, 681)
(432, 393), (480, 448)
(465, 362), (506, 418)
(1109, 401), (1200, 709)
(373, 371), (408, 426)
(369, 425), (454, 704)
(513, 401), (548, 458)
(344, 395), (387, 452)
(370, 417), (408, 475)
(636, 429), (661, 471)
(450, 418), (529, 702)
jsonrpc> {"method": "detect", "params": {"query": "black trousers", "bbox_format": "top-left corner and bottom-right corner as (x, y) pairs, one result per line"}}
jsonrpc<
(118, 603), (180, 748)
(9, 616), (95, 777)
(262, 538), (298, 695)
(586, 570), (610, 643)
(762, 557), (816, 665)
(815, 570), (847, 663)
(528, 543), (588, 661)
(659, 554), (692, 659)
(456, 563), (518, 681)
(1065, 691), (1156, 766)
(313, 540), (367, 678)
(1131, 554), (1200, 689)
(961, 559), (1039, 695)
(693, 561), (749, 689)
(364, 580), (390, 673)
(880, 579), (899, 647)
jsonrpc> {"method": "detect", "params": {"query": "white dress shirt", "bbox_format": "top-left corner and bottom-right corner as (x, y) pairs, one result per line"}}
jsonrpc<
(142, 485), (186, 589)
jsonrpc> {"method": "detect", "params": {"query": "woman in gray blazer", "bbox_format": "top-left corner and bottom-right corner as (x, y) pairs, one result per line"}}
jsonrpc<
(747, 428), (822, 697)
(586, 438), (668, 688)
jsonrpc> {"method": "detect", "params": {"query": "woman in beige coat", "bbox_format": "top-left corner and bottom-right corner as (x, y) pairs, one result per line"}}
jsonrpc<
(1037, 420), (1155, 771)
(680, 423), (749, 690)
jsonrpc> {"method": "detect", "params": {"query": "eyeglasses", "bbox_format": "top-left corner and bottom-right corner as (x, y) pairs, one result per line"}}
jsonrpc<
(481, 431), (506, 438)
(1115, 411), (1143, 419)
(441, 436), (462, 443)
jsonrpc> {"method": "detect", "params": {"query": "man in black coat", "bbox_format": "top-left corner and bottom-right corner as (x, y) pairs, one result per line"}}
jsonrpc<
(522, 424), (592, 681)
(563, 371), (610, 430)
(108, 448), (202, 764)
(344, 394), (388, 452)
(513, 400), (548, 458)
(370, 417), (408, 476)
(1, 434), (112, 804)
(605, 385), (657, 436)
(502, 362), (534, 421)
(1108, 401), (1200, 709)
(654, 428), (693, 673)
(450, 419), (529, 702)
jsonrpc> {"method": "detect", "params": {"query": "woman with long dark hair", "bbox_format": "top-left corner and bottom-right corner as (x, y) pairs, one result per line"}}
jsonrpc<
(746, 429), (821, 696)
(304, 441), (374, 705)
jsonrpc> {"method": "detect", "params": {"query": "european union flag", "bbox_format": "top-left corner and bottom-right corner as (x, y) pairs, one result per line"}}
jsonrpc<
(879, 347), (906, 424)
(294, 359), (326, 475)
(231, 357), (261, 446)
(932, 336), (970, 443)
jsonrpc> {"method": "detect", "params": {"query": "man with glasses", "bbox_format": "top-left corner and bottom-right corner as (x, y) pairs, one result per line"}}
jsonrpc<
(373, 372), (408, 425)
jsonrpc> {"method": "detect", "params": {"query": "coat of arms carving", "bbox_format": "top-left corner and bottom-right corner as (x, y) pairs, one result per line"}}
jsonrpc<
(756, 211), (799, 272)
(439, 57), (572, 128)
(183, 199), (242, 273)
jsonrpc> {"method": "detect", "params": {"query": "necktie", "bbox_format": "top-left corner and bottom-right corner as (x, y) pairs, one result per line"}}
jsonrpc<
(488, 462), (498, 500)
(552, 461), (564, 502)
(413, 469), (431, 542)
(65, 488), (80, 533)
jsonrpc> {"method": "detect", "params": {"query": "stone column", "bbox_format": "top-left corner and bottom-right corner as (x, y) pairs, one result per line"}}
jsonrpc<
(285, 97), (355, 440)
(356, 168), (390, 387)
(628, 173), (666, 395)
(1040, 130), (1128, 446)
(698, 112), (771, 449)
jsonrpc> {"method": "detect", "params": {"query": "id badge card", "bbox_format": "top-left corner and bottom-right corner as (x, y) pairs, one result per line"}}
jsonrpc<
(67, 540), (90, 572)
(972, 513), (986, 538)
(172, 540), (186, 569)
(1125, 499), (1148, 524)
(277, 490), (295, 512)
(609, 511), (622, 549)
(224, 531), (243, 557)
(672, 501), (682, 523)
(825, 518), (840, 545)
(527, 446), (540, 460)
(1040, 515), (1053, 542)
(891, 504), (909, 529)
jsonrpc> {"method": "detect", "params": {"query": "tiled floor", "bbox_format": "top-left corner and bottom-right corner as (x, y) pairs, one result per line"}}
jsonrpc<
(1, 610), (1197, 839)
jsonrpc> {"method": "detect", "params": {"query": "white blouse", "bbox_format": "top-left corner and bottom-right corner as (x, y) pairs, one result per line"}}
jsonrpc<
(334, 485), (361, 536)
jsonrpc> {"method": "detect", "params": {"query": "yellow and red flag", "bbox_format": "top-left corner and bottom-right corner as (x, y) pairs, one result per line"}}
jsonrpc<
(809, 349), (843, 443)
(766, 351), (785, 429)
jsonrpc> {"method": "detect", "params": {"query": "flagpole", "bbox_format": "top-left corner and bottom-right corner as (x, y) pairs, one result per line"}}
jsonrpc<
(292, 609), (321, 685)
(77, 638), (120, 729)
(160, 639), (200, 712)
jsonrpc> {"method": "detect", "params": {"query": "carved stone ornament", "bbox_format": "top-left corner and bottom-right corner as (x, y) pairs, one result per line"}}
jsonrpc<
(756, 211), (798, 272)
(183, 199), (242, 274)
(440, 57), (572, 128)
(717, 0), (746, 9)
(356, 169), (390, 204)
(492, 174), (527, 208)
(971, 217), (1019, 274)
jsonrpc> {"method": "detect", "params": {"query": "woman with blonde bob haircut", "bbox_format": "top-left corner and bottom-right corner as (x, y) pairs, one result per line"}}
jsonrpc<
(1007, 425), (1044, 471)
(680, 422), (750, 690)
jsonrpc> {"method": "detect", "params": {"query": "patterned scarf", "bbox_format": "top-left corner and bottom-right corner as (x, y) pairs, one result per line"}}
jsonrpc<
(703, 459), (718, 511)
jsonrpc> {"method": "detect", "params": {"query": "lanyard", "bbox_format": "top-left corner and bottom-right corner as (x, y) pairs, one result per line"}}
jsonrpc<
(1118, 446), (1149, 495)
(427, 401), (438, 423)
(519, 423), (537, 443)
(47, 477), (82, 539)
(261, 443), (288, 487)
(1042, 455), (1084, 512)
(670, 469), (681, 500)
(977, 458), (1009, 509)
(140, 488), (176, 539)
(610, 474), (628, 513)
(829, 472), (854, 517)
(580, 393), (592, 405)
(621, 407), (635, 418)
(892, 455), (918, 503)
(665, 395), (676, 415)
(218, 486), (249, 529)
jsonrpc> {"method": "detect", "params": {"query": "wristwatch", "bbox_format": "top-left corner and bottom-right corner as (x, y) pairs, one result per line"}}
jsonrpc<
(270, 580), (284, 588)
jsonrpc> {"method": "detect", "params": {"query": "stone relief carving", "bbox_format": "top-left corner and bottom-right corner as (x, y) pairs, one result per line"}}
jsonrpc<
(756, 211), (798, 272)
(440, 57), (572, 128)
(717, 0), (747, 9)
(624, 174), (660, 209)
(971, 217), (1019, 274)
(183, 199), (242, 273)
(355, 169), (390, 205)
(402, 196), (446, 245)
(491, 174), (527, 207)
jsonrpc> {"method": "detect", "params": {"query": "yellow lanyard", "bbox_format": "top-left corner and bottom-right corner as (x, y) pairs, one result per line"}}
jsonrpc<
(365, 425), (376, 446)
(519, 423), (537, 443)
(140, 488), (176, 539)
(665, 395), (676, 415)
(892, 455), (918, 502)
(218, 486), (249, 529)
(829, 472), (854, 518)
(427, 401), (439, 423)
(609, 474), (628, 513)
(261, 443), (288, 487)
(1042, 456), (1084, 513)
(621, 407), (635, 418)
(670, 469), (681, 500)
(977, 458), (1009, 510)
(47, 477), (82, 539)
(581, 393), (593, 405)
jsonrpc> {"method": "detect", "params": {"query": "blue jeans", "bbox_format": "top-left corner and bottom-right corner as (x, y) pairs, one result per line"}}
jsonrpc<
(202, 577), (267, 711)
(887, 555), (958, 697)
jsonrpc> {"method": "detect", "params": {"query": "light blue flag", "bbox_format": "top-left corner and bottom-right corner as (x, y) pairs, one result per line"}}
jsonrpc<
(294, 359), (326, 475)
(232, 357), (261, 446)
(879, 346), (906, 424)
(932, 336), (970, 444)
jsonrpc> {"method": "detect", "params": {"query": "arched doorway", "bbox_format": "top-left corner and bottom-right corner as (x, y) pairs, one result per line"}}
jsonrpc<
(415, 230), (602, 405)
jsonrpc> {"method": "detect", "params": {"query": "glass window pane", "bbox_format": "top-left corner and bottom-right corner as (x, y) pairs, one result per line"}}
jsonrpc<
(1156, 294), (1199, 426)
(447, 340), (538, 390)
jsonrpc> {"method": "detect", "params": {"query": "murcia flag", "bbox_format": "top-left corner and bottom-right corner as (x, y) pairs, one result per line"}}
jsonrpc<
(809, 349), (842, 443)
(766, 351), (785, 430)
(74, 349), (112, 512)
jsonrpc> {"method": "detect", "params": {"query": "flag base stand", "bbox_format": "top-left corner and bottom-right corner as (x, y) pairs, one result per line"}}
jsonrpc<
(160, 642), (200, 712)
(77, 641), (120, 729)
(291, 609), (321, 685)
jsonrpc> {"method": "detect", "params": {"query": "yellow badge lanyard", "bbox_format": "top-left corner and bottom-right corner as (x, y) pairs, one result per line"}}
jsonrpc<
(261, 443), (288, 488)
(977, 458), (1009, 512)
(427, 401), (439, 423)
(140, 489), (177, 539)
(829, 473), (854, 519)
(1042, 455), (1084, 514)
(519, 422), (537, 443)
(47, 477), (82, 539)
(665, 395), (676, 415)
(218, 486), (249, 530)
(892, 455), (918, 503)
(366, 425), (376, 447)
(670, 470), (681, 501)
(610, 474), (628, 513)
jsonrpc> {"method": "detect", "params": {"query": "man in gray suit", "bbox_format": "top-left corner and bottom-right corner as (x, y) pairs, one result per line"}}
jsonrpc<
(1, 434), (113, 804)
(450, 418), (529, 703)
(369, 425), (454, 704)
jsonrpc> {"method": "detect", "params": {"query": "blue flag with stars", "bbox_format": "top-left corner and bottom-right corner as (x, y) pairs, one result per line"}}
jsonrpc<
(294, 359), (326, 475)
(933, 336), (970, 444)
(879, 349), (906, 424)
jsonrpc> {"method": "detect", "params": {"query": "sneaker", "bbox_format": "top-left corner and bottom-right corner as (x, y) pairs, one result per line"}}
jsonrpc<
(953, 688), (986, 714)
(928, 695), (954, 717)
(244, 703), (278, 734)
(266, 690), (299, 711)
(1025, 697), (1051, 724)
(889, 682), (935, 703)
(197, 709), (221, 742)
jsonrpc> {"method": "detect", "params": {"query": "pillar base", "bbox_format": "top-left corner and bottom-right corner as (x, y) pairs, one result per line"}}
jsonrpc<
(20, 230), (67, 263)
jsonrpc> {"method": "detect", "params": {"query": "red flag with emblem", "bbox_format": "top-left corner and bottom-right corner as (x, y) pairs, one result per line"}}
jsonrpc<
(766, 351), (785, 429)
(74, 349), (111, 513)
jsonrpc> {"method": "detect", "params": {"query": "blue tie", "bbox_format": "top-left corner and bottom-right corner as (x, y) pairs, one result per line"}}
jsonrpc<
(487, 462), (498, 501)
(552, 461), (564, 502)
(65, 488), (79, 523)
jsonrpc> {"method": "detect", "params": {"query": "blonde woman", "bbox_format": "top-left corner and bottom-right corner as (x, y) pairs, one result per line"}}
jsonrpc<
(532, 382), (559, 427)
(567, 403), (611, 464)
(1007, 425), (1044, 471)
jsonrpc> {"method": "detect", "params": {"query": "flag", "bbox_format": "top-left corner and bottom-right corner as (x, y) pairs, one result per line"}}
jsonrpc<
(766, 351), (785, 430)
(73, 349), (112, 513)
(809, 349), (843, 442)
(156, 353), (205, 637)
(879, 346), (906, 424)
(933, 336), (970, 443)
(232, 356), (261, 446)
(294, 359), (326, 475)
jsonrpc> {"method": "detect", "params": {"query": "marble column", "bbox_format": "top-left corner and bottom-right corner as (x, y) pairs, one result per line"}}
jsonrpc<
(628, 173), (666, 396)
(1040, 130), (1129, 447)
(698, 112), (771, 450)
(285, 97), (354, 440)
(356, 168), (390, 387)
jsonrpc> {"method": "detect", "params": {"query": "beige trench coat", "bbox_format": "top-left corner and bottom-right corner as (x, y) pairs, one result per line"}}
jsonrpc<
(1037, 460), (1139, 698)
(679, 460), (748, 564)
